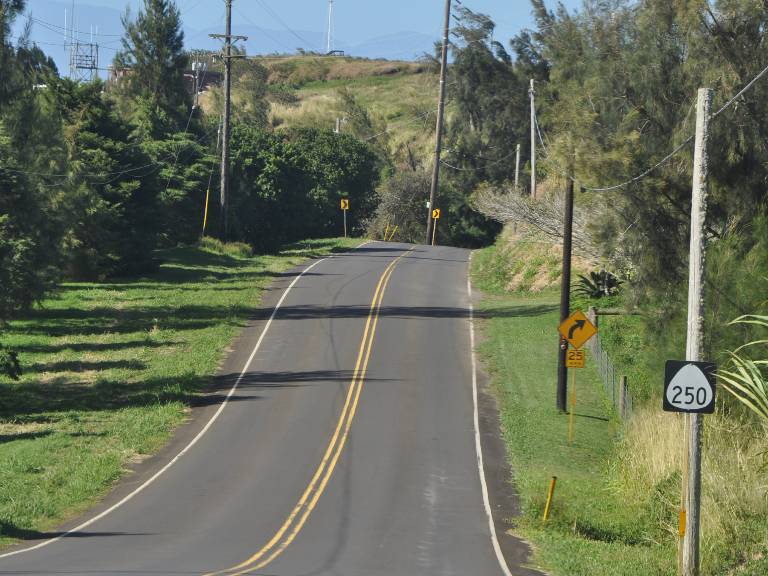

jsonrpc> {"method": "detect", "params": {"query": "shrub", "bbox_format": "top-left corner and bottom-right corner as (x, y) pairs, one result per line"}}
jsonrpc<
(199, 236), (253, 258)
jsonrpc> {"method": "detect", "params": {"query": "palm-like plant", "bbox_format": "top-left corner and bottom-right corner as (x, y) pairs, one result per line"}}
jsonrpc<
(719, 315), (768, 425)
(573, 270), (623, 299)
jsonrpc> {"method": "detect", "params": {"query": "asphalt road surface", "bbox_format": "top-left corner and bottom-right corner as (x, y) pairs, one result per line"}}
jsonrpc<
(0, 242), (530, 576)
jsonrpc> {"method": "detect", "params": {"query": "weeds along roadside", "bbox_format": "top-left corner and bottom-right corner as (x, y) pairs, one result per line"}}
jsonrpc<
(470, 228), (768, 576)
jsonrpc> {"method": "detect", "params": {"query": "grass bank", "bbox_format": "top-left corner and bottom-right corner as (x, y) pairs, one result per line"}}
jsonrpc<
(0, 237), (360, 547)
(473, 233), (768, 575)
(472, 239), (677, 575)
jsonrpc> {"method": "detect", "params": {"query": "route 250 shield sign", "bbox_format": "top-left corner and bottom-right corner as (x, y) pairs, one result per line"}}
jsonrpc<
(663, 360), (717, 414)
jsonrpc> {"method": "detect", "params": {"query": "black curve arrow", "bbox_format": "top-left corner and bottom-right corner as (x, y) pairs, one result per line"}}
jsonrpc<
(568, 319), (586, 339)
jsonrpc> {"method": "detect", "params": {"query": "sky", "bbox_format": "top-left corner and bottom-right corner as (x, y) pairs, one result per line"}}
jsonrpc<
(16, 0), (583, 73)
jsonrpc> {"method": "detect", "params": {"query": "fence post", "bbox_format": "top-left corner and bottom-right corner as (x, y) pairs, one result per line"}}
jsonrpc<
(620, 375), (628, 420)
(588, 306), (598, 354)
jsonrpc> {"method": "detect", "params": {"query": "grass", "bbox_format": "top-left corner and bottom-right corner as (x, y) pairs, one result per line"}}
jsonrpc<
(0, 237), (360, 547)
(472, 255), (676, 575)
(472, 231), (768, 575)
(271, 70), (442, 162)
(472, 228), (589, 295)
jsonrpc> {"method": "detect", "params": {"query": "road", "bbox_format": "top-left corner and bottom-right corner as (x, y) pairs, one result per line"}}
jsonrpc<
(0, 242), (532, 576)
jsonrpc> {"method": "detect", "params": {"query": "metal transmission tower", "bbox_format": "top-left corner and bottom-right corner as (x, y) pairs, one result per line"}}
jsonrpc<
(69, 40), (99, 81)
(210, 0), (247, 240)
(65, 1), (99, 81)
(325, 0), (334, 54)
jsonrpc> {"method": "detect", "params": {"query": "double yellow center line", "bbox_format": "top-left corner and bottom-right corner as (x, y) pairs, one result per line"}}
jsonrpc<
(205, 248), (412, 576)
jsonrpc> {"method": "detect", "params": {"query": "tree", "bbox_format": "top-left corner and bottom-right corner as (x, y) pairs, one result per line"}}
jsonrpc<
(369, 170), (432, 243)
(48, 79), (162, 277)
(113, 0), (189, 134)
(0, 1), (26, 106)
(207, 48), (270, 129)
(0, 0), (61, 326)
(228, 125), (379, 250)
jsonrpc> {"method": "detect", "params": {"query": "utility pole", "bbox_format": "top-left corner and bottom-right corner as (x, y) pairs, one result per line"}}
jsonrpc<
(326, 0), (334, 54)
(425, 0), (451, 245)
(530, 79), (536, 198)
(514, 143), (521, 192)
(556, 178), (575, 412)
(681, 87), (713, 576)
(210, 1), (247, 240)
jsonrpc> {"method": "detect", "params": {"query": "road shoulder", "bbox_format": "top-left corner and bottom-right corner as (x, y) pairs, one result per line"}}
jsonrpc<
(470, 261), (546, 576)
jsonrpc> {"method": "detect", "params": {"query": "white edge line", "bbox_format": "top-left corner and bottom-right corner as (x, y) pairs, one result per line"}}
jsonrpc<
(467, 251), (515, 576)
(0, 242), (370, 560)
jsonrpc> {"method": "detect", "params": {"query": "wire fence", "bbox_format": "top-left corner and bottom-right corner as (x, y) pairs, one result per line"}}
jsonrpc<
(586, 309), (633, 421)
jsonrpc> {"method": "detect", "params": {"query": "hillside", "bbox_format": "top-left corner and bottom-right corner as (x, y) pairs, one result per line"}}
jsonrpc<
(262, 56), (442, 163)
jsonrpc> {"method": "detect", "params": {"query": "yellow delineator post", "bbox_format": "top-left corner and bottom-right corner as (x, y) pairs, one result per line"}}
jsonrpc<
(543, 476), (557, 521)
(384, 224), (390, 241)
(202, 187), (211, 236)
(431, 208), (441, 246)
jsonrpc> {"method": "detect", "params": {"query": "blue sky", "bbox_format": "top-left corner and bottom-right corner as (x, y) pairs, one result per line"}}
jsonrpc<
(18, 0), (583, 72)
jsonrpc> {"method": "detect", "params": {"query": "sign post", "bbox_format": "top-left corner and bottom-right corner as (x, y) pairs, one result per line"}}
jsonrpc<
(340, 198), (349, 238)
(559, 311), (597, 445)
(679, 87), (713, 576)
(431, 208), (441, 246)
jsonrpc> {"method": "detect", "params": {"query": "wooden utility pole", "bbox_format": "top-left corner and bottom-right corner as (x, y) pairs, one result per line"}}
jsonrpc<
(209, 1), (246, 240)
(556, 178), (575, 412)
(425, 0), (451, 245)
(681, 87), (713, 576)
(514, 143), (521, 192)
(530, 79), (536, 198)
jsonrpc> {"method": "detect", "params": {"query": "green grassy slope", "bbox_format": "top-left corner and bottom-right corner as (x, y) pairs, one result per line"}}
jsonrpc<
(0, 237), (359, 546)
(472, 231), (768, 575)
(472, 250), (676, 576)
(263, 56), (442, 162)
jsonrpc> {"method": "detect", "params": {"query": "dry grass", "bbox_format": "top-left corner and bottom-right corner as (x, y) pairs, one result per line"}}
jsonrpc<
(473, 226), (594, 294)
(618, 406), (768, 572)
(260, 56), (428, 85)
(270, 69), (440, 163)
(270, 94), (338, 130)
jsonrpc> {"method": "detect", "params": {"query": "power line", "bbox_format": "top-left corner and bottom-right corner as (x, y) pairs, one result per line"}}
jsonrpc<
(257, 0), (312, 47)
(27, 16), (122, 38)
(440, 149), (519, 172)
(233, 6), (294, 53)
(532, 58), (768, 193)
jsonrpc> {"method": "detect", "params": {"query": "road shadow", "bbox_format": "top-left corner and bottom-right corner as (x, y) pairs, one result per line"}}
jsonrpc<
(206, 369), (399, 395)
(240, 303), (559, 322)
(0, 521), (150, 541)
(0, 373), (210, 422)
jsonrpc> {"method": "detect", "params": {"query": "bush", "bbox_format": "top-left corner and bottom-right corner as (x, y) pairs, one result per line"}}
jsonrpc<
(368, 170), (431, 243)
(199, 236), (253, 258)
(0, 343), (21, 380)
(228, 125), (379, 251)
